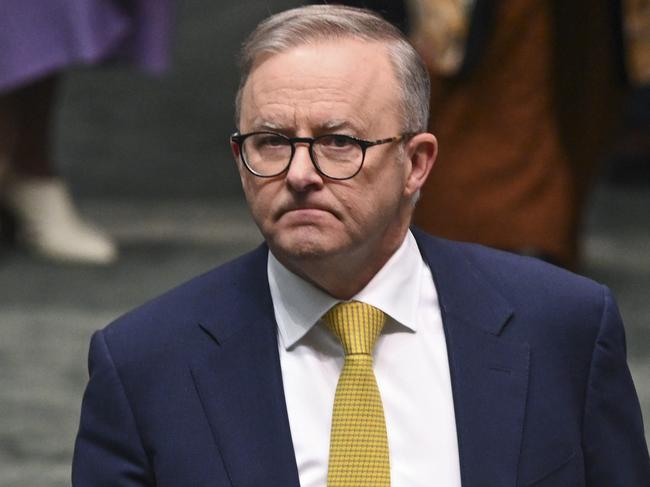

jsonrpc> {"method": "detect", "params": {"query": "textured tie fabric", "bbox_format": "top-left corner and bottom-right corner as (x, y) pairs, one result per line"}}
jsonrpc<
(323, 301), (390, 487)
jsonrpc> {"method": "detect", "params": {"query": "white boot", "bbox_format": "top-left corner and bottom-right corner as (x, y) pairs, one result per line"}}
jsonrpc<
(3, 177), (117, 264)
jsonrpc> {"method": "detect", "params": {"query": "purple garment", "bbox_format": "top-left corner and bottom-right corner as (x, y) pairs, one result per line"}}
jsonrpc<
(0, 0), (174, 92)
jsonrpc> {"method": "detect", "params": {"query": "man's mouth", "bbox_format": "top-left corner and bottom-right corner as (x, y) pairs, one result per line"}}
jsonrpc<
(276, 204), (339, 221)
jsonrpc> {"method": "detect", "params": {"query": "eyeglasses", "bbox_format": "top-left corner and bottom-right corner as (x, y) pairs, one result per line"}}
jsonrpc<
(230, 131), (415, 180)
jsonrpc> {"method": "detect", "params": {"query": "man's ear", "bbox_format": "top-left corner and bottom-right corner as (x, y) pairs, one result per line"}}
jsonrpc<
(403, 132), (437, 199)
(231, 140), (250, 191)
(231, 140), (241, 161)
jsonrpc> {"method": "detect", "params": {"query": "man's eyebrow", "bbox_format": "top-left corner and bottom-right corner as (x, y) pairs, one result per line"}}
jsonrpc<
(319, 120), (361, 134)
(250, 118), (285, 132)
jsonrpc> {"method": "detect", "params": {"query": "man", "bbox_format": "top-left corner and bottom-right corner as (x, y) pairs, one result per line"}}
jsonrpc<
(72, 5), (650, 486)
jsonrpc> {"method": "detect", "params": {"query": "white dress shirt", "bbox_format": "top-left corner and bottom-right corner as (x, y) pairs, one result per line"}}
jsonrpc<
(268, 231), (462, 487)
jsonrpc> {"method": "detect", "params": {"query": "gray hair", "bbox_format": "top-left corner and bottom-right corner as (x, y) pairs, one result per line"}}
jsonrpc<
(234, 4), (430, 133)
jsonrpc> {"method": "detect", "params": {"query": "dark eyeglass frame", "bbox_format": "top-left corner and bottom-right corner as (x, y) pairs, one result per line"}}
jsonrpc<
(230, 131), (416, 180)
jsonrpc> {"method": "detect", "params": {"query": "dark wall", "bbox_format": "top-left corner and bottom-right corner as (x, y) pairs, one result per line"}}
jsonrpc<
(57, 0), (302, 199)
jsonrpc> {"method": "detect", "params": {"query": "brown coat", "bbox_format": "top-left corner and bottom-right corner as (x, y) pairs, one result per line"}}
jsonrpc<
(413, 0), (626, 268)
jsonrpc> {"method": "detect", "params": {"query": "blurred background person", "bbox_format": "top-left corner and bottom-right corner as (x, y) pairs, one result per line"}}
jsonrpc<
(0, 0), (173, 264)
(408, 0), (628, 270)
(607, 0), (650, 186)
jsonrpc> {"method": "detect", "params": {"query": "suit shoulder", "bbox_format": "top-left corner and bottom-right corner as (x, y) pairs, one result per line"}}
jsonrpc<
(413, 230), (610, 334)
(460, 241), (603, 300)
(424, 235), (614, 364)
(99, 244), (268, 359)
(417, 231), (605, 298)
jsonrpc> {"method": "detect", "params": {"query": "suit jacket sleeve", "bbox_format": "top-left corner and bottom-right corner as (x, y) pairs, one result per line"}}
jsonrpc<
(72, 330), (154, 486)
(582, 286), (650, 485)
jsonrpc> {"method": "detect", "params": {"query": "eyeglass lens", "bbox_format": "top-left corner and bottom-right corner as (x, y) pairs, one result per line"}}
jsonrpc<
(241, 133), (363, 179)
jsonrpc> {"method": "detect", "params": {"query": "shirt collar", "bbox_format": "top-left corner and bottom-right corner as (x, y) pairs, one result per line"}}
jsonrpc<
(268, 230), (424, 350)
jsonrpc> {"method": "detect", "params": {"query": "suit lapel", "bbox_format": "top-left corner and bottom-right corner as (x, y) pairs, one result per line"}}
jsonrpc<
(190, 245), (300, 487)
(414, 229), (530, 487)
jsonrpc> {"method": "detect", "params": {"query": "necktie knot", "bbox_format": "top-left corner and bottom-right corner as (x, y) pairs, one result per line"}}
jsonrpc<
(324, 301), (386, 356)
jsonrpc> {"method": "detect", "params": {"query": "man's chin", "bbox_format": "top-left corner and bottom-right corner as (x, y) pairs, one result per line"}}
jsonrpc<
(275, 240), (331, 261)
(269, 230), (342, 263)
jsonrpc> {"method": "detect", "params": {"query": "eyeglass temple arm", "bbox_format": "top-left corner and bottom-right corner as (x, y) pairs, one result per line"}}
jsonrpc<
(367, 132), (418, 146)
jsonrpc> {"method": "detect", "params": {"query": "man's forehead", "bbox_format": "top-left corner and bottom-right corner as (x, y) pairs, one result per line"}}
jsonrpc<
(245, 39), (395, 95)
(240, 39), (400, 131)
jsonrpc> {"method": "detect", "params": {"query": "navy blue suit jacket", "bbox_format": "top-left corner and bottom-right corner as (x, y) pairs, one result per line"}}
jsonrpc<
(72, 229), (650, 486)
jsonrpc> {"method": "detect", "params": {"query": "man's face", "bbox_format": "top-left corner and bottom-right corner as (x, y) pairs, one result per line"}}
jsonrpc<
(235, 39), (417, 273)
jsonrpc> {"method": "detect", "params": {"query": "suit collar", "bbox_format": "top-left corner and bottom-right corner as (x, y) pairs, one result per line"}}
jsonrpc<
(413, 227), (529, 487)
(195, 243), (272, 345)
(195, 230), (516, 347)
(411, 227), (514, 335)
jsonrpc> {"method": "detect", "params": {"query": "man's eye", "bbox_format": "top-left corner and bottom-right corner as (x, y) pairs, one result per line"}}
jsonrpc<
(262, 135), (285, 146)
(255, 134), (286, 148)
(321, 135), (354, 148)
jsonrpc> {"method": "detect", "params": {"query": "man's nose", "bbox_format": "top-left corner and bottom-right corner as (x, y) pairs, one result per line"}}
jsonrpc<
(285, 143), (323, 191)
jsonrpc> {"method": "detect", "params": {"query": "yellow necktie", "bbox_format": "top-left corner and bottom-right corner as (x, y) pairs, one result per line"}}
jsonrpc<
(324, 301), (390, 487)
